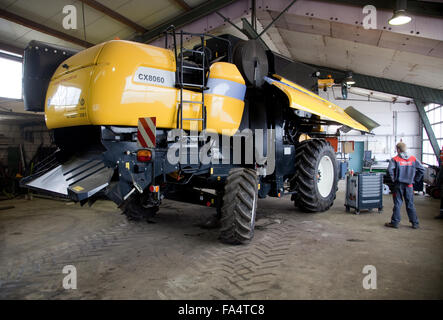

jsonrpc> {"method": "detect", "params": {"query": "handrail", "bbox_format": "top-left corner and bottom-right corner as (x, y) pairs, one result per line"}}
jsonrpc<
(163, 25), (232, 63)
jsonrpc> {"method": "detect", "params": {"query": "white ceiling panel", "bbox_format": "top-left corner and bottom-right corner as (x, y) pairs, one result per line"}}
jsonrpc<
(5, 0), (77, 25)
(391, 51), (443, 88)
(95, 0), (132, 11)
(279, 28), (443, 89)
(281, 29), (327, 66)
(270, 12), (330, 36)
(378, 31), (439, 56)
(137, 4), (182, 28)
(114, 0), (177, 25)
(0, 17), (30, 41)
(324, 36), (396, 75)
(428, 41), (443, 59)
(81, 15), (129, 43)
(331, 22), (382, 46)
(107, 28), (136, 42)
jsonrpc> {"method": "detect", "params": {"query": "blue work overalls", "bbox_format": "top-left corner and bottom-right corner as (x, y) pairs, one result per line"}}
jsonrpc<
(387, 153), (424, 226)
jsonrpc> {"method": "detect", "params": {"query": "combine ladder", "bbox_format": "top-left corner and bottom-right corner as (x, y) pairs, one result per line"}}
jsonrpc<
(176, 30), (207, 133)
(174, 30), (209, 165)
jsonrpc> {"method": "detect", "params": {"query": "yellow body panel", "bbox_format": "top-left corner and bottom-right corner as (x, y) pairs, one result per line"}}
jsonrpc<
(45, 67), (93, 127)
(45, 40), (245, 135)
(52, 43), (105, 79)
(270, 75), (369, 132)
(209, 62), (245, 84)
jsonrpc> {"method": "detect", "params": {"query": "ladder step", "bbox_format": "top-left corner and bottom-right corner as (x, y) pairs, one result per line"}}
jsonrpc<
(182, 65), (204, 71)
(181, 83), (206, 89)
(181, 100), (203, 104)
(183, 49), (204, 54)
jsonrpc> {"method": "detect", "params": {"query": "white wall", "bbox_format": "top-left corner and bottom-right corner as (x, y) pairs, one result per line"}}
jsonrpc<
(319, 87), (421, 162)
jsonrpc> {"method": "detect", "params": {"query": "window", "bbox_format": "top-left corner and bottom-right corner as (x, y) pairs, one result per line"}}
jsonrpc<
(422, 103), (443, 166)
(0, 54), (23, 99)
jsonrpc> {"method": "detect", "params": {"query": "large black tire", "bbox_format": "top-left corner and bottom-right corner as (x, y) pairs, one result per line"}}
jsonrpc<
(219, 168), (258, 245)
(291, 139), (338, 212)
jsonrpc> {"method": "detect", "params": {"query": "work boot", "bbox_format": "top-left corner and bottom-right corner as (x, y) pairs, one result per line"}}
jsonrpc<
(411, 223), (420, 229)
(384, 222), (398, 229)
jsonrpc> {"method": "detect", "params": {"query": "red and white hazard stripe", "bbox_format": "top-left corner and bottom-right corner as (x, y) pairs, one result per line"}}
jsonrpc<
(137, 117), (156, 148)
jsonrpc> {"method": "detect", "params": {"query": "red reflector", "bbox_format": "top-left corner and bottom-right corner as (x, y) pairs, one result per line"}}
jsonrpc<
(137, 149), (152, 162)
(149, 185), (159, 193)
(206, 201), (211, 207)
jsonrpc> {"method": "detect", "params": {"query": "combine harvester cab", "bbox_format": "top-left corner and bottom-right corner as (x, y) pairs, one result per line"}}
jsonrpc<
(21, 32), (377, 244)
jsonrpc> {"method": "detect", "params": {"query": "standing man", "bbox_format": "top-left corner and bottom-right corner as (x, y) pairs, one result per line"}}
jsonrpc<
(385, 142), (425, 229)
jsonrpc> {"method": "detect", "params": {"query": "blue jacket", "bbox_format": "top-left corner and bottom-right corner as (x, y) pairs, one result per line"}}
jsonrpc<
(388, 152), (424, 185)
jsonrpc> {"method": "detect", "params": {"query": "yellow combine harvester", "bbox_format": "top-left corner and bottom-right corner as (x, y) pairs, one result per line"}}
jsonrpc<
(21, 30), (374, 244)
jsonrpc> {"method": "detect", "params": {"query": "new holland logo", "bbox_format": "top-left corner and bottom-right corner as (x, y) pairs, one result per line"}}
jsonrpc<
(137, 117), (156, 148)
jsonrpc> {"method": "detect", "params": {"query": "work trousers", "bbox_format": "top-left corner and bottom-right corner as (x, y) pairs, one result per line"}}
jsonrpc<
(391, 183), (419, 226)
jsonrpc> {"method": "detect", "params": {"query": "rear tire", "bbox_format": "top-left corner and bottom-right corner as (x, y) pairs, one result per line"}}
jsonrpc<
(291, 139), (338, 212)
(219, 168), (258, 245)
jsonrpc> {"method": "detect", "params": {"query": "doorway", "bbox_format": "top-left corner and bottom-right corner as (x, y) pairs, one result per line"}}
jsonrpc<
(349, 141), (364, 173)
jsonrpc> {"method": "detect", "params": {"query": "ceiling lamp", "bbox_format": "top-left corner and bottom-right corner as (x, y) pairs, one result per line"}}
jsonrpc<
(388, 0), (412, 26)
(389, 10), (412, 25)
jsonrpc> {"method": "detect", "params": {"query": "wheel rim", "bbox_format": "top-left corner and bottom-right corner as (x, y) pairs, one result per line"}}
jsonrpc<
(317, 155), (334, 198)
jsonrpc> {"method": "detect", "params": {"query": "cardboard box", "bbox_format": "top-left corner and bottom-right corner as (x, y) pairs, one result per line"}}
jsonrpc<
(341, 141), (355, 153)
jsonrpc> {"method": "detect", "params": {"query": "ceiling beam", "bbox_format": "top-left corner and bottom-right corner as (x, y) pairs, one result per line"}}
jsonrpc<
(0, 8), (94, 48)
(0, 41), (24, 56)
(79, 0), (147, 33)
(241, 18), (270, 50)
(134, 0), (237, 43)
(172, 0), (192, 11)
(415, 99), (440, 161)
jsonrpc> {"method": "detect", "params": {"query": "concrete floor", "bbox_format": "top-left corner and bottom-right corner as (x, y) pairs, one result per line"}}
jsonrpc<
(1, 181), (442, 300)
